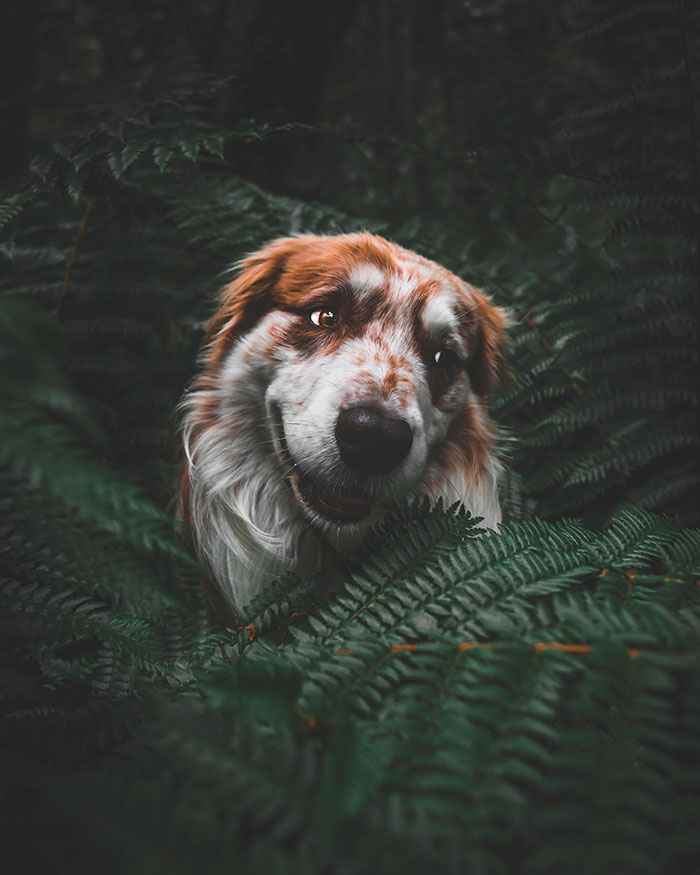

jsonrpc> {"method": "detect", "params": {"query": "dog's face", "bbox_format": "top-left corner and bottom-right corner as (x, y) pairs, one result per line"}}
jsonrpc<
(182, 233), (507, 611)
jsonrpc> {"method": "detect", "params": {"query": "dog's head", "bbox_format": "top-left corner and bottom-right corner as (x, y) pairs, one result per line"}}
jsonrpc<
(182, 233), (507, 610)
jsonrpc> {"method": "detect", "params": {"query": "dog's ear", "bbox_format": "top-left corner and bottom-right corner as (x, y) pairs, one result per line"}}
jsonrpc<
(463, 286), (509, 398)
(204, 237), (306, 366)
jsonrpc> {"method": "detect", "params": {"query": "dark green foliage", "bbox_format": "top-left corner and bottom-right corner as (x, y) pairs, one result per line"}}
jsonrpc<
(3, 477), (700, 872)
(2, 1), (700, 872)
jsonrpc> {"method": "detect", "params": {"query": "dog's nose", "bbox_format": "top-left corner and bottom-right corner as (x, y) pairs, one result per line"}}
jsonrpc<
(335, 405), (413, 476)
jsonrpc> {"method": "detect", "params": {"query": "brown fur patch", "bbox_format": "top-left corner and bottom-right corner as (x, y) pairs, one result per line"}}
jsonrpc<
(458, 283), (509, 397)
(427, 401), (495, 488)
(381, 368), (399, 397)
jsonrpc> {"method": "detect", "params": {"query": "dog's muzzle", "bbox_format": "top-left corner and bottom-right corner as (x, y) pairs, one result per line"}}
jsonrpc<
(280, 403), (414, 526)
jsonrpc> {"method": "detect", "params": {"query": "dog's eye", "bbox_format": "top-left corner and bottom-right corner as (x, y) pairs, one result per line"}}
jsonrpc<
(433, 348), (458, 370)
(309, 308), (336, 328)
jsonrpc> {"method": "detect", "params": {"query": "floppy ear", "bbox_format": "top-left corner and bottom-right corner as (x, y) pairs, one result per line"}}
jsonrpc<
(203, 237), (305, 369)
(465, 287), (509, 398)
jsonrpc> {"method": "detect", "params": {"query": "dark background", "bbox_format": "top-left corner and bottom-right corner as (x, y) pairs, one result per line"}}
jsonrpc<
(0, 0), (645, 240)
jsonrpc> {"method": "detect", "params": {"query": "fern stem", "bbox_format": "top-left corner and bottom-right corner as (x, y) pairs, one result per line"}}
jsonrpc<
(332, 642), (696, 659)
(55, 199), (93, 321)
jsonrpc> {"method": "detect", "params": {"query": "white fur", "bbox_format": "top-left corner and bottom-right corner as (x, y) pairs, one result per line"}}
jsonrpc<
(347, 263), (387, 298)
(422, 291), (458, 335)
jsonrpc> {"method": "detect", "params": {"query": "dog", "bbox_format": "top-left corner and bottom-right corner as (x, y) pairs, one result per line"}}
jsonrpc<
(179, 233), (508, 618)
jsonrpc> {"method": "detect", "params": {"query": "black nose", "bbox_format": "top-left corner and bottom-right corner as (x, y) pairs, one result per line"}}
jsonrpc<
(335, 405), (413, 476)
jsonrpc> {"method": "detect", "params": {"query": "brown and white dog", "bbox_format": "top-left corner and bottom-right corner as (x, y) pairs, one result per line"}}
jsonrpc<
(179, 233), (508, 616)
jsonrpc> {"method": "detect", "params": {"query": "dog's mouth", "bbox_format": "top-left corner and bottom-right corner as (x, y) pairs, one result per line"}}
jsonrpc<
(273, 408), (373, 524)
(290, 471), (373, 524)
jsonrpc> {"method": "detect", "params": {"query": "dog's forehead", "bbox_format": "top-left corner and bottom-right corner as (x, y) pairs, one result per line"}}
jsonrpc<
(346, 262), (388, 297)
(347, 260), (464, 337)
(282, 237), (463, 327)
